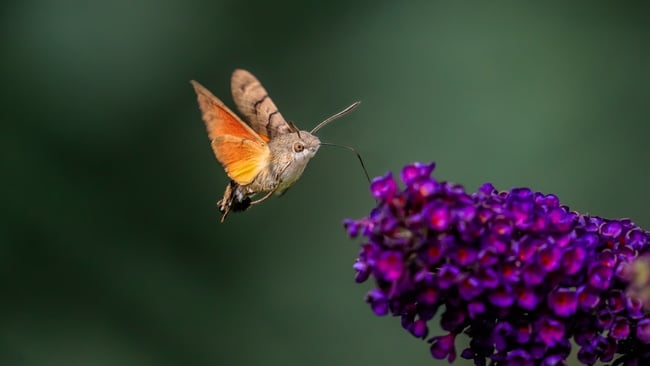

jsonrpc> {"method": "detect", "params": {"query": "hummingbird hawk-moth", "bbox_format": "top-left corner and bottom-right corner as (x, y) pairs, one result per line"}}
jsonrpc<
(191, 69), (362, 222)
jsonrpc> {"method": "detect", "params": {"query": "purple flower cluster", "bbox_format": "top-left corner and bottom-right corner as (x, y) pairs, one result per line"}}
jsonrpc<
(345, 162), (650, 366)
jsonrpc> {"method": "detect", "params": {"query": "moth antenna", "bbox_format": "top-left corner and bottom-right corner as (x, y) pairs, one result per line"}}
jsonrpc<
(288, 121), (301, 137)
(319, 142), (371, 184)
(310, 101), (361, 134)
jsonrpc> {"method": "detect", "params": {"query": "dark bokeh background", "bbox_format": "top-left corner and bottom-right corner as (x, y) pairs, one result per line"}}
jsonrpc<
(1, 1), (648, 365)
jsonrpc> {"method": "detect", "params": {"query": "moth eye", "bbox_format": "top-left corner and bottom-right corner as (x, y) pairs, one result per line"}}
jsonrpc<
(293, 142), (305, 153)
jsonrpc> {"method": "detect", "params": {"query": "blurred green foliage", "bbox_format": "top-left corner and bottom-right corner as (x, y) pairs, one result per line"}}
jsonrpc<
(1, 1), (648, 365)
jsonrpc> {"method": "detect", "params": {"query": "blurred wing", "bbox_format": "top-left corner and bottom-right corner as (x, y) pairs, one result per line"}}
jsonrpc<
(191, 80), (271, 185)
(230, 69), (293, 139)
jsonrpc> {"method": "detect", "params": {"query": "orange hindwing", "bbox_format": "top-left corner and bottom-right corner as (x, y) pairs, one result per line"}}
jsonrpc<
(191, 80), (271, 185)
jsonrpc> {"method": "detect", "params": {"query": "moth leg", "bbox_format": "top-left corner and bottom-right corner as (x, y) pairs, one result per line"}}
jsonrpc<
(218, 207), (230, 223)
(249, 171), (284, 205)
(217, 181), (252, 222)
(217, 182), (234, 223)
(249, 189), (275, 206)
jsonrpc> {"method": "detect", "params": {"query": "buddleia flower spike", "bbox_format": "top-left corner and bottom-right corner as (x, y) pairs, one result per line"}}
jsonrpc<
(345, 162), (650, 366)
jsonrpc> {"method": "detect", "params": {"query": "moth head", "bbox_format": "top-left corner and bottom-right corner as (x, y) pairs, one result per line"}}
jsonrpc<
(291, 130), (320, 160)
(268, 130), (320, 164)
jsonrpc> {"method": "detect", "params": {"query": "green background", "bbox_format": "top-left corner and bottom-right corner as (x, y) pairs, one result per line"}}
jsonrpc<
(2, 1), (648, 365)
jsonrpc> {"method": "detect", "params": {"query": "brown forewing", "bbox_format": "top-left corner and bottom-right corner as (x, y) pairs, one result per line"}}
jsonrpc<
(230, 69), (293, 140)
